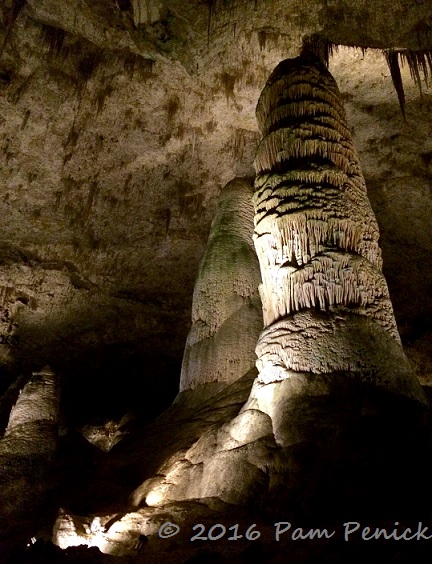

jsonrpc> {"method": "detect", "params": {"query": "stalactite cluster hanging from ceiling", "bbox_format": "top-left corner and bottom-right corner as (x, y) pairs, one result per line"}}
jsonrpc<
(384, 48), (432, 117)
(302, 33), (432, 118)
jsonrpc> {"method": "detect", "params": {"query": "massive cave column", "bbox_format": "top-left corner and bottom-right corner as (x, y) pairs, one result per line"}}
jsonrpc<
(224, 52), (428, 512)
(178, 177), (263, 405)
(251, 54), (425, 424)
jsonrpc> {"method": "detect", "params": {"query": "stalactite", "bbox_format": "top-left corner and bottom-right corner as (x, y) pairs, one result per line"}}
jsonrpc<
(0, 285), (16, 307)
(207, 0), (214, 46)
(301, 34), (339, 67)
(384, 49), (406, 119)
(401, 48), (432, 88)
(292, 37), (432, 120)
(41, 24), (66, 56)
(384, 48), (432, 117)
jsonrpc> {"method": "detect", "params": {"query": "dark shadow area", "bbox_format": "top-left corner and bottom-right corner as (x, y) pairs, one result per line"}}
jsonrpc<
(366, 177), (432, 348)
(57, 347), (181, 426)
(9, 299), (187, 427)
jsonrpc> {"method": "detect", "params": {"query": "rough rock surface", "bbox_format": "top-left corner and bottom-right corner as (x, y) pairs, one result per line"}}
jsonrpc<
(0, 2), (430, 429)
(253, 54), (424, 402)
(130, 57), (427, 532)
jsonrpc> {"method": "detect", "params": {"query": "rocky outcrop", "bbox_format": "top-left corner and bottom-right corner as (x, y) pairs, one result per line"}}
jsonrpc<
(0, 1), (430, 437)
(53, 369), (257, 555)
(0, 0), (431, 559)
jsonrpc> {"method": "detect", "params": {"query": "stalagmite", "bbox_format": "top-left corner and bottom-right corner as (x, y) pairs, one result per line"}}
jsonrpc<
(0, 366), (60, 532)
(252, 54), (425, 403)
(178, 177), (263, 403)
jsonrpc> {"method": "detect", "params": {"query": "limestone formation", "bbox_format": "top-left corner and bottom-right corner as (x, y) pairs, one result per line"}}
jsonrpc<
(0, 283), (32, 372)
(252, 54), (425, 403)
(131, 0), (164, 26)
(80, 419), (128, 452)
(1, 1), (432, 559)
(137, 54), (426, 515)
(0, 366), (59, 532)
(179, 177), (263, 402)
(53, 508), (146, 556)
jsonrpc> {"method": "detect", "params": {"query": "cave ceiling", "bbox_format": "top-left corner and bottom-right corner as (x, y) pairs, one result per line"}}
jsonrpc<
(0, 0), (431, 426)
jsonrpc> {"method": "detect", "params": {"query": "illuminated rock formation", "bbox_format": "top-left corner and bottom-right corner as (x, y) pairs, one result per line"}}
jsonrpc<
(1, 0), (432, 559)
(179, 177), (262, 403)
(252, 53), (425, 404)
(137, 54), (426, 515)
(0, 366), (59, 532)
